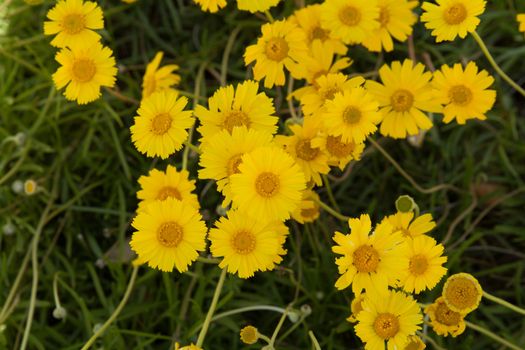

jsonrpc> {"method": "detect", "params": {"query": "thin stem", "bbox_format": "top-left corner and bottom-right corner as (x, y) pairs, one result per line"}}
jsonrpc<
(0, 248), (31, 324)
(322, 174), (340, 212)
(196, 269), (227, 347)
(465, 321), (522, 350)
(269, 307), (289, 346)
(0, 139), (31, 186)
(470, 31), (525, 98)
(80, 266), (139, 350)
(211, 305), (287, 322)
(367, 137), (461, 194)
(259, 334), (272, 344)
(308, 331), (322, 350)
(287, 75), (300, 122)
(418, 332), (446, 350)
(264, 10), (274, 23)
(313, 197), (350, 222)
(220, 26), (241, 86)
(483, 291), (525, 316)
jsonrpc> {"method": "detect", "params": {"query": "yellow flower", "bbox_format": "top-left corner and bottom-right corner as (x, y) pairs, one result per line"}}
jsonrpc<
(399, 235), (447, 294)
(432, 62), (496, 124)
(320, 0), (380, 44)
(295, 73), (365, 116)
(323, 87), (381, 144)
(195, 80), (278, 141)
(442, 273), (482, 314)
(174, 343), (203, 350)
(239, 325), (259, 345)
(122, 0), (137, 3)
(142, 51), (181, 99)
(311, 133), (364, 170)
(52, 42), (117, 105)
(237, 0), (280, 13)
(290, 4), (347, 54)
(385, 212), (436, 238)
(518, 14), (525, 33)
(244, 20), (308, 88)
(130, 198), (207, 272)
(209, 210), (287, 278)
(403, 335), (426, 350)
(362, 0), (418, 52)
(366, 59), (442, 139)
(230, 146), (306, 221)
(425, 297), (466, 337)
(332, 214), (404, 294)
(355, 290), (422, 350)
(130, 90), (194, 159)
(43, 0), (103, 48)
(193, 0), (227, 12)
(291, 189), (321, 224)
(198, 127), (273, 205)
(24, 179), (37, 195)
(137, 166), (199, 211)
(421, 0), (486, 42)
(276, 117), (330, 186)
(347, 292), (366, 323)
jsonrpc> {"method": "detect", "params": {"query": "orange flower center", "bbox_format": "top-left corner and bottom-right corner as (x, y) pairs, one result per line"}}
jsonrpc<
(390, 89), (414, 112)
(255, 172), (280, 198)
(227, 154), (243, 176)
(310, 26), (329, 41)
(409, 254), (429, 275)
(339, 6), (362, 26)
(435, 301), (462, 326)
(443, 276), (481, 311)
(300, 205), (319, 220)
(326, 135), (355, 158)
(232, 230), (256, 255)
(443, 4), (467, 25)
(62, 13), (85, 34)
(379, 6), (390, 27)
(223, 110), (250, 133)
(71, 59), (96, 83)
(265, 37), (289, 61)
(353, 244), (380, 273)
(157, 221), (183, 248)
(449, 85), (473, 106)
(342, 106), (362, 124)
(151, 113), (172, 135)
(295, 139), (319, 161)
(321, 86), (341, 101)
(373, 313), (400, 339)
(156, 186), (182, 201)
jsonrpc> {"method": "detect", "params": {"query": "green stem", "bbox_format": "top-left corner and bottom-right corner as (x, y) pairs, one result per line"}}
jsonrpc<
(220, 26), (241, 86)
(308, 331), (322, 350)
(313, 197), (350, 222)
(0, 248), (31, 324)
(322, 174), (340, 212)
(465, 321), (522, 350)
(483, 291), (525, 316)
(211, 305), (287, 322)
(418, 332), (446, 350)
(269, 307), (289, 347)
(196, 269), (227, 347)
(471, 31), (525, 98)
(0, 139), (31, 186)
(264, 10), (274, 23)
(80, 266), (139, 350)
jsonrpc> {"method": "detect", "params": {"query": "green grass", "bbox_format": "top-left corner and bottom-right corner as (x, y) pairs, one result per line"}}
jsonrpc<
(1, 0), (525, 349)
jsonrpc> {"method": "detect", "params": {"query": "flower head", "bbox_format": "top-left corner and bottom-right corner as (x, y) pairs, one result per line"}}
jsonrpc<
(425, 296), (466, 337)
(291, 189), (321, 224)
(385, 212), (436, 239)
(193, 0), (227, 13)
(237, 0), (280, 13)
(347, 293), (366, 323)
(403, 335), (426, 350)
(311, 133), (364, 170)
(142, 52), (180, 98)
(518, 14), (525, 33)
(442, 273), (482, 314)
(24, 179), (37, 195)
(240, 326), (259, 344)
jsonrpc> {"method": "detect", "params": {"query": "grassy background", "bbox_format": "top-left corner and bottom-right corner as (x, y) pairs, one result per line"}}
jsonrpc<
(1, 0), (525, 349)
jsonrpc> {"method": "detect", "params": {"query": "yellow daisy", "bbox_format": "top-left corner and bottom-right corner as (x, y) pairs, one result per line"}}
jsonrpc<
(240, 326), (259, 345)
(43, 0), (103, 48)
(142, 51), (181, 99)
(137, 166), (199, 211)
(365, 59), (442, 139)
(295, 73), (365, 116)
(320, 0), (380, 44)
(276, 117), (330, 186)
(311, 133), (364, 170)
(432, 62), (496, 124)
(52, 42), (117, 105)
(237, 0), (280, 13)
(362, 0), (418, 52)
(403, 335), (426, 350)
(175, 343), (203, 350)
(385, 211), (436, 238)
(332, 214), (404, 294)
(442, 272), (482, 314)
(130, 90), (194, 159)
(130, 198), (207, 272)
(355, 290), (423, 350)
(198, 127), (273, 205)
(244, 20), (308, 88)
(291, 189), (321, 224)
(323, 87), (381, 144)
(290, 4), (347, 54)
(399, 235), (447, 294)
(421, 0), (486, 42)
(209, 210), (287, 278)
(518, 14), (525, 33)
(347, 293), (366, 323)
(195, 80), (278, 141)
(425, 297), (466, 337)
(193, 0), (227, 13)
(229, 146), (306, 221)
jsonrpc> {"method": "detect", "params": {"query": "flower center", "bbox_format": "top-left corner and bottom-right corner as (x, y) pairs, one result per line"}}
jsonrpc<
(342, 106), (362, 124)
(71, 59), (96, 83)
(295, 139), (319, 161)
(449, 85), (473, 105)
(390, 89), (414, 112)
(443, 4), (467, 25)
(156, 186), (182, 201)
(151, 113), (172, 135)
(265, 37), (289, 61)
(157, 221), (183, 248)
(339, 6), (362, 26)
(409, 254), (429, 275)
(443, 276), (481, 311)
(353, 245), (380, 273)
(321, 86), (341, 101)
(240, 326), (258, 344)
(326, 135), (355, 158)
(62, 13), (85, 34)
(232, 230), (256, 255)
(227, 154), (243, 176)
(310, 26), (329, 41)
(435, 301), (462, 326)
(373, 313), (400, 340)
(255, 172), (280, 198)
(379, 6), (390, 27)
(223, 110), (250, 133)
(300, 206), (319, 219)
